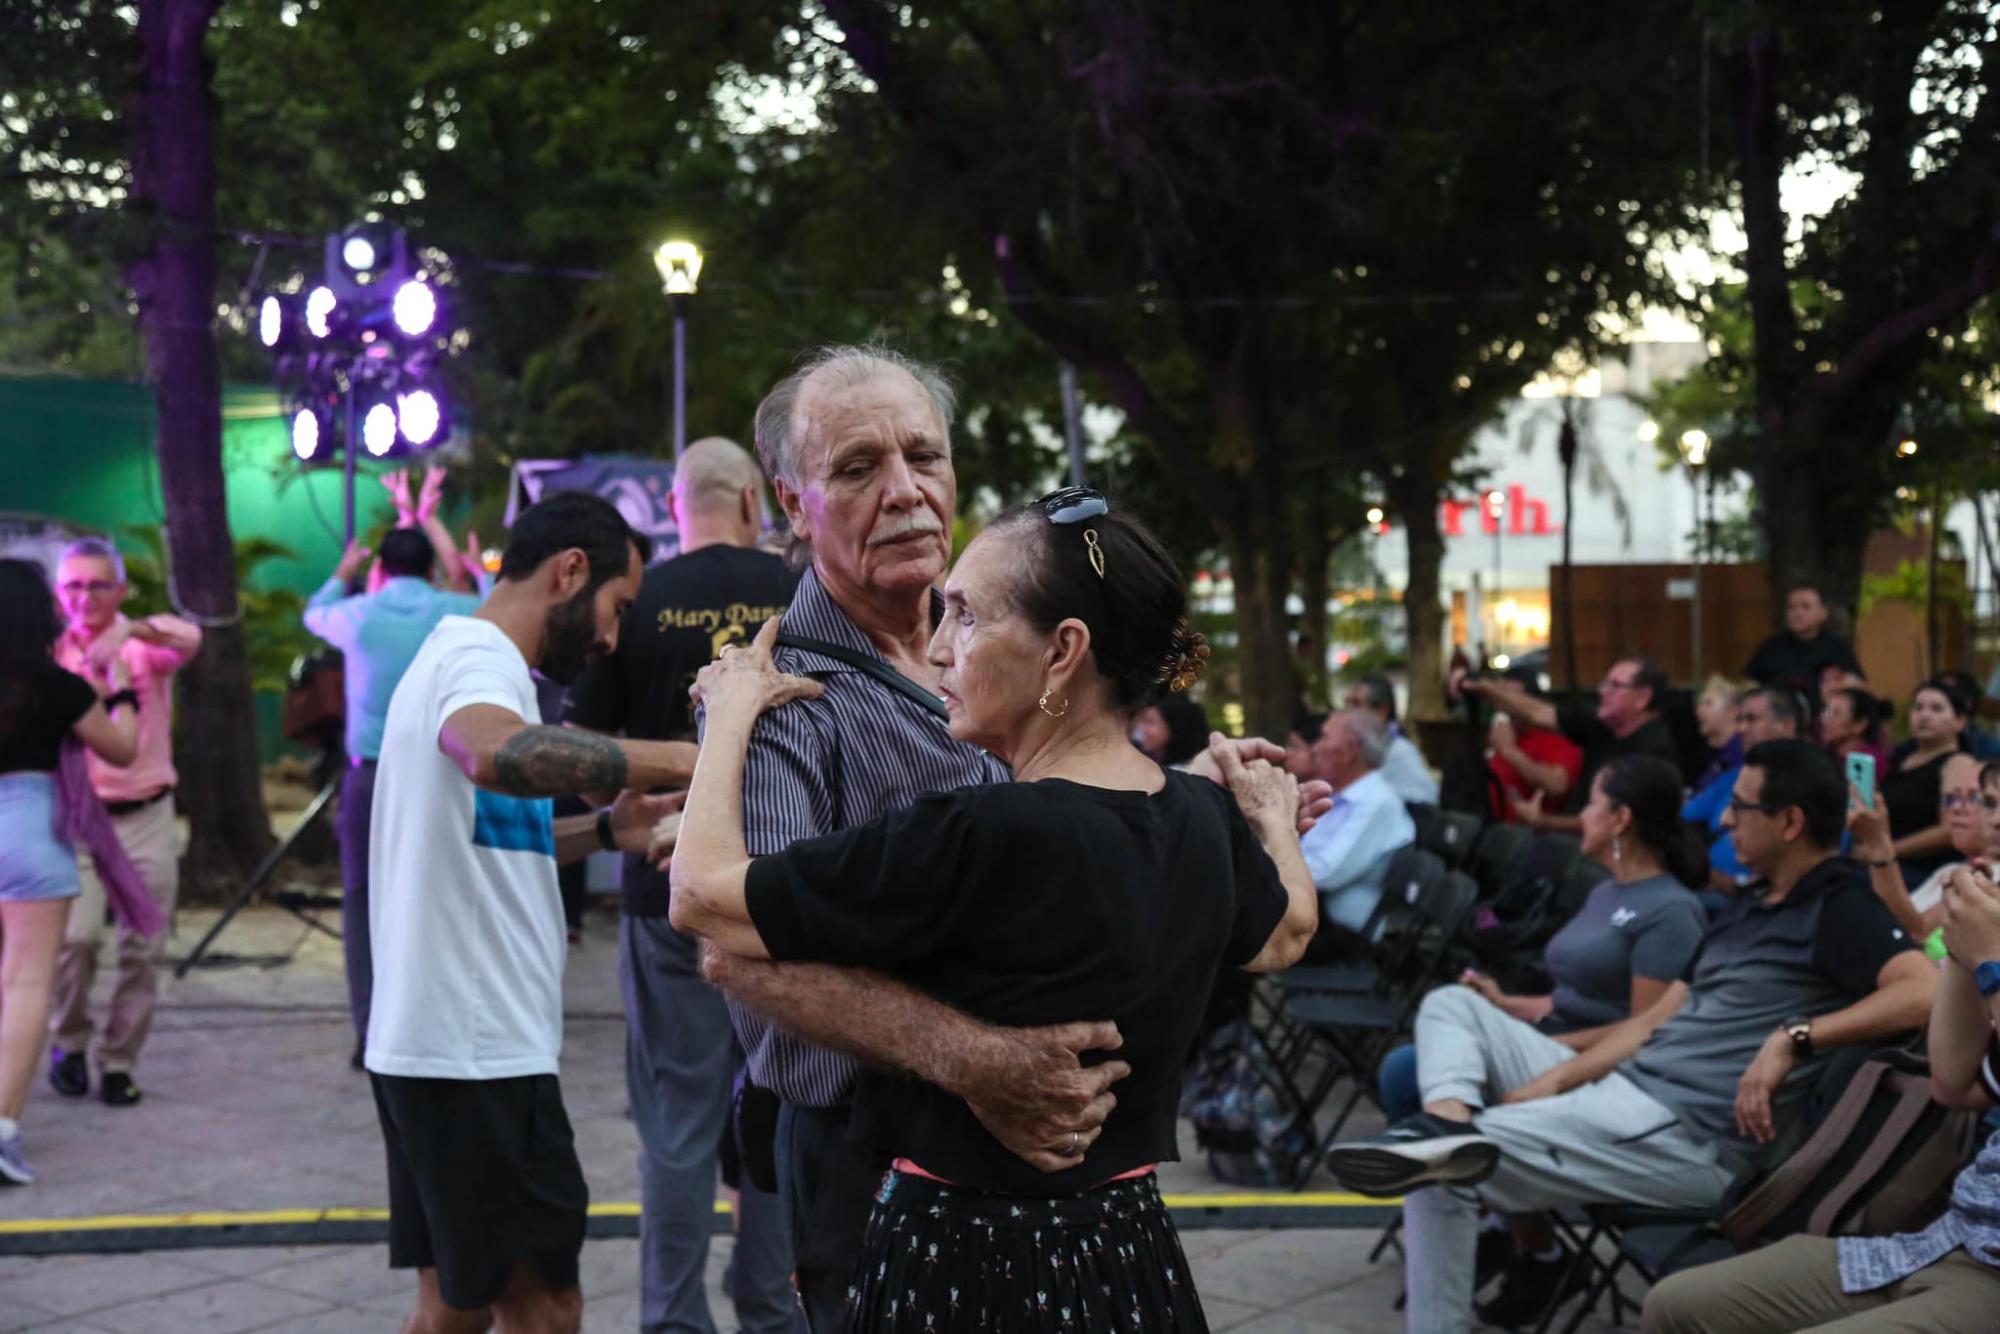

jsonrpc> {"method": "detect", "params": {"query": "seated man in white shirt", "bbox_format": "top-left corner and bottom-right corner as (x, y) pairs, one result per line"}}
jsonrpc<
(1344, 672), (1440, 805)
(1300, 710), (1417, 934)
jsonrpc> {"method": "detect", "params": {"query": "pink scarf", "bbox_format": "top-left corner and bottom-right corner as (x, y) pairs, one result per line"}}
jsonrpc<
(53, 738), (167, 938)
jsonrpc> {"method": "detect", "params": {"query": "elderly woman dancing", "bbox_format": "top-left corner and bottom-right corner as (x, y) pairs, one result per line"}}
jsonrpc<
(671, 490), (1317, 1332)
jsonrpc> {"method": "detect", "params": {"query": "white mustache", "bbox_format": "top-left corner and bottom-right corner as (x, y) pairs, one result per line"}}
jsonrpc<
(867, 514), (944, 547)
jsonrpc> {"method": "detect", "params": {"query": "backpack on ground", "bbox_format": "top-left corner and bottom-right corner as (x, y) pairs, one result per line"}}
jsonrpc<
(1719, 1044), (1981, 1249)
(1183, 1019), (1315, 1188)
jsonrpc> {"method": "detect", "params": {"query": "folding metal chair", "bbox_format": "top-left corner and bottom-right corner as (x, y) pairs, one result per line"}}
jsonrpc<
(1418, 809), (1484, 868)
(1464, 821), (1534, 900)
(1281, 867), (1481, 1186)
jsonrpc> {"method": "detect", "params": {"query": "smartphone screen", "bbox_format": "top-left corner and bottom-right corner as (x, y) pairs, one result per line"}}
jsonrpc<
(1846, 751), (1877, 810)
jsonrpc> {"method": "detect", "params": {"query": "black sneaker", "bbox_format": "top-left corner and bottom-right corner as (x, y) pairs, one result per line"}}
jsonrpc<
(100, 1072), (142, 1107)
(1324, 1112), (1500, 1197)
(48, 1049), (88, 1099)
(1475, 1246), (1591, 1330)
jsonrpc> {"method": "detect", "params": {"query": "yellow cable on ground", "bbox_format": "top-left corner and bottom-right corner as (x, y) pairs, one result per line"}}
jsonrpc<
(0, 1192), (1396, 1237)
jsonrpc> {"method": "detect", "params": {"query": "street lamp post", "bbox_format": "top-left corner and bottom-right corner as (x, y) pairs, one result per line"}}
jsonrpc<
(1678, 429), (1711, 679)
(653, 240), (704, 459)
(1484, 488), (1505, 662)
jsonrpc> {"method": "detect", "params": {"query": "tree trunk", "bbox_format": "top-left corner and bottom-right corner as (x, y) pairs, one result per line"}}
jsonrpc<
(130, 0), (273, 895)
(1222, 515), (1299, 741)
(1391, 468), (1448, 722)
(1298, 491), (1332, 710)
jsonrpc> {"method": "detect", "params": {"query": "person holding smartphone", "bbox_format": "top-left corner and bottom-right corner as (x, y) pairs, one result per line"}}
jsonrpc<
(1883, 679), (1976, 888)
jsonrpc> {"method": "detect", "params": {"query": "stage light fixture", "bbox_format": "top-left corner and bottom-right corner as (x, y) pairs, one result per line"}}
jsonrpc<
(397, 388), (443, 446)
(362, 401), (399, 456)
(259, 296), (285, 348)
(391, 280), (438, 337)
(305, 286), (337, 339)
(342, 234), (379, 273)
(290, 406), (322, 461)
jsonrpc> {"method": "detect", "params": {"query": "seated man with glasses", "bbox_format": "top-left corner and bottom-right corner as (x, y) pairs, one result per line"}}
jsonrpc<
(1463, 654), (1679, 837)
(1327, 739), (1936, 1333)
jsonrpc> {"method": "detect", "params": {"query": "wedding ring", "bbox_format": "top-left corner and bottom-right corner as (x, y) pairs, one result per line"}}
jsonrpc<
(1069, 1130), (1082, 1156)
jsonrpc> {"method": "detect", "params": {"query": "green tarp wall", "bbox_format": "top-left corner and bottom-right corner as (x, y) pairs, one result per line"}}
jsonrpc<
(1, 375), (400, 760)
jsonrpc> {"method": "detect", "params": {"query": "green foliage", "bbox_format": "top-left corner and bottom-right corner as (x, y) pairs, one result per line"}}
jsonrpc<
(1861, 558), (1970, 619)
(119, 526), (312, 694)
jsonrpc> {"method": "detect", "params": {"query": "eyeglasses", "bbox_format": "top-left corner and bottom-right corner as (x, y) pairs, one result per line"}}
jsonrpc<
(57, 580), (118, 597)
(1943, 791), (2000, 812)
(1035, 487), (1109, 579)
(1037, 487), (1108, 525)
(1727, 796), (1789, 818)
(1600, 677), (1640, 693)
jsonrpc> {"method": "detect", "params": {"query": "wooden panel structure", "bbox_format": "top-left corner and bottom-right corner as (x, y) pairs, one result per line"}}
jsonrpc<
(1546, 547), (1966, 691)
(1547, 562), (1771, 689)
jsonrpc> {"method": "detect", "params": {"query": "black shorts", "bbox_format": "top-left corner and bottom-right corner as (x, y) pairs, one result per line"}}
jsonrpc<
(370, 1072), (589, 1310)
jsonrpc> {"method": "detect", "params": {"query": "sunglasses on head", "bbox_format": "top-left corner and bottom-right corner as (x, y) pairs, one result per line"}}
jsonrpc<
(1037, 487), (1109, 525)
(1034, 487), (1109, 579)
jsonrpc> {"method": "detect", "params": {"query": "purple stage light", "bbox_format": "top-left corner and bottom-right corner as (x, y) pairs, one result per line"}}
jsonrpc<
(305, 286), (337, 339)
(391, 280), (438, 337)
(397, 389), (442, 446)
(290, 408), (321, 461)
(362, 402), (398, 456)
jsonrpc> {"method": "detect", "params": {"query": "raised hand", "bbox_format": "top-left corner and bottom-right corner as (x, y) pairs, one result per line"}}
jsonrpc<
(417, 464), (447, 522)
(379, 469), (415, 525)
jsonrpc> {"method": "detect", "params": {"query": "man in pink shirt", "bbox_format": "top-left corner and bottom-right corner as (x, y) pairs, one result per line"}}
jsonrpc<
(48, 537), (201, 1107)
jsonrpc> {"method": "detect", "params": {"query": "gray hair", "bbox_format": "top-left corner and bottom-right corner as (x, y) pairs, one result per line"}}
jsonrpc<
(752, 344), (957, 488)
(1332, 709), (1390, 769)
(59, 536), (126, 585)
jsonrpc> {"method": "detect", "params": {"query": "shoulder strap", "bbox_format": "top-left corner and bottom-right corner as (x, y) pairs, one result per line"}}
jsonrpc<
(774, 632), (949, 722)
(1805, 1073), (1938, 1235)
(1719, 1058), (1891, 1248)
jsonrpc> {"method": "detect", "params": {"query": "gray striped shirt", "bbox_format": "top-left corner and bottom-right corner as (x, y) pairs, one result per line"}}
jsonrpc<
(698, 565), (1010, 1107)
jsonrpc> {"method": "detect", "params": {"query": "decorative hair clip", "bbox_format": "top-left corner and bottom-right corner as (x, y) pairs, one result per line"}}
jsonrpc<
(1155, 618), (1211, 693)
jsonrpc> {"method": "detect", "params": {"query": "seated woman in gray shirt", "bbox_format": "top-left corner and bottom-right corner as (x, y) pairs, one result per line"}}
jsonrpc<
(1464, 754), (1710, 1034)
(1377, 753), (1708, 1325)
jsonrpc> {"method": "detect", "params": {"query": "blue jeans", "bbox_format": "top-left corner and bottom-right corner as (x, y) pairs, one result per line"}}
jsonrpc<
(1378, 1043), (1422, 1122)
(620, 915), (801, 1334)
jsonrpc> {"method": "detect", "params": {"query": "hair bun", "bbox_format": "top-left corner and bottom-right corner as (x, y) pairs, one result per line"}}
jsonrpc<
(1156, 618), (1211, 694)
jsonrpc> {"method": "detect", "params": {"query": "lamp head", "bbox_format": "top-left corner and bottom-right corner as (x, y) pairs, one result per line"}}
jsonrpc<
(654, 240), (704, 296)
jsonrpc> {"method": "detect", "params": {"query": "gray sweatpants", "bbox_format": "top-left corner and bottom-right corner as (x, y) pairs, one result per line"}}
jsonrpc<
(1404, 987), (1735, 1334)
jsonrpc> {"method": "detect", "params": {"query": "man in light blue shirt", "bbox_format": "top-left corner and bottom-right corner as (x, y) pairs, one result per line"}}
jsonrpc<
(1344, 673), (1441, 806)
(305, 526), (481, 1060)
(1299, 709), (1417, 931)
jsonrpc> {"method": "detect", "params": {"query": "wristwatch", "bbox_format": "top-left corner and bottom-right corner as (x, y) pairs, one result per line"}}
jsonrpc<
(595, 807), (618, 853)
(1974, 961), (2000, 999)
(1780, 1014), (1815, 1059)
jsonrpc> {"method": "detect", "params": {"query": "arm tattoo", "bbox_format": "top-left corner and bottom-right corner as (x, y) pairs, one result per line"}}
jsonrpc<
(493, 725), (629, 796)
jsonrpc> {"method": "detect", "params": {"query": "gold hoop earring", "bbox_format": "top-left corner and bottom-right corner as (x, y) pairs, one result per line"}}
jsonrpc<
(1038, 688), (1069, 719)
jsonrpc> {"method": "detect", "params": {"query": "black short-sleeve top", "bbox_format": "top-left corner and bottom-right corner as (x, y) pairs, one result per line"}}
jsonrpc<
(744, 766), (1291, 1197)
(0, 659), (98, 774)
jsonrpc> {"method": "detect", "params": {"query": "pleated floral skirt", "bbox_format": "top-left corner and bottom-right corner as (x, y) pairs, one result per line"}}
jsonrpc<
(845, 1168), (1209, 1333)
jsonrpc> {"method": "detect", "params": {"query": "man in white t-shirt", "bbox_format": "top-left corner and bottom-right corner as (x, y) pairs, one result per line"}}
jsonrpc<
(367, 490), (696, 1334)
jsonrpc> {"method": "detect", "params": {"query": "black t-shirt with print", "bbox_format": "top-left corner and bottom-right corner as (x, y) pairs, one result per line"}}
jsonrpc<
(744, 769), (1292, 1196)
(566, 544), (797, 915)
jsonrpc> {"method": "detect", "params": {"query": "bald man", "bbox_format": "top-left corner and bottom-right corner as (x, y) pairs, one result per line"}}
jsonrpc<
(565, 437), (802, 1334)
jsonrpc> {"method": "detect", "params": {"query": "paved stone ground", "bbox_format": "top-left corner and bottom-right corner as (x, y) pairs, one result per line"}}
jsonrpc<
(0, 900), (1626, 1332)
